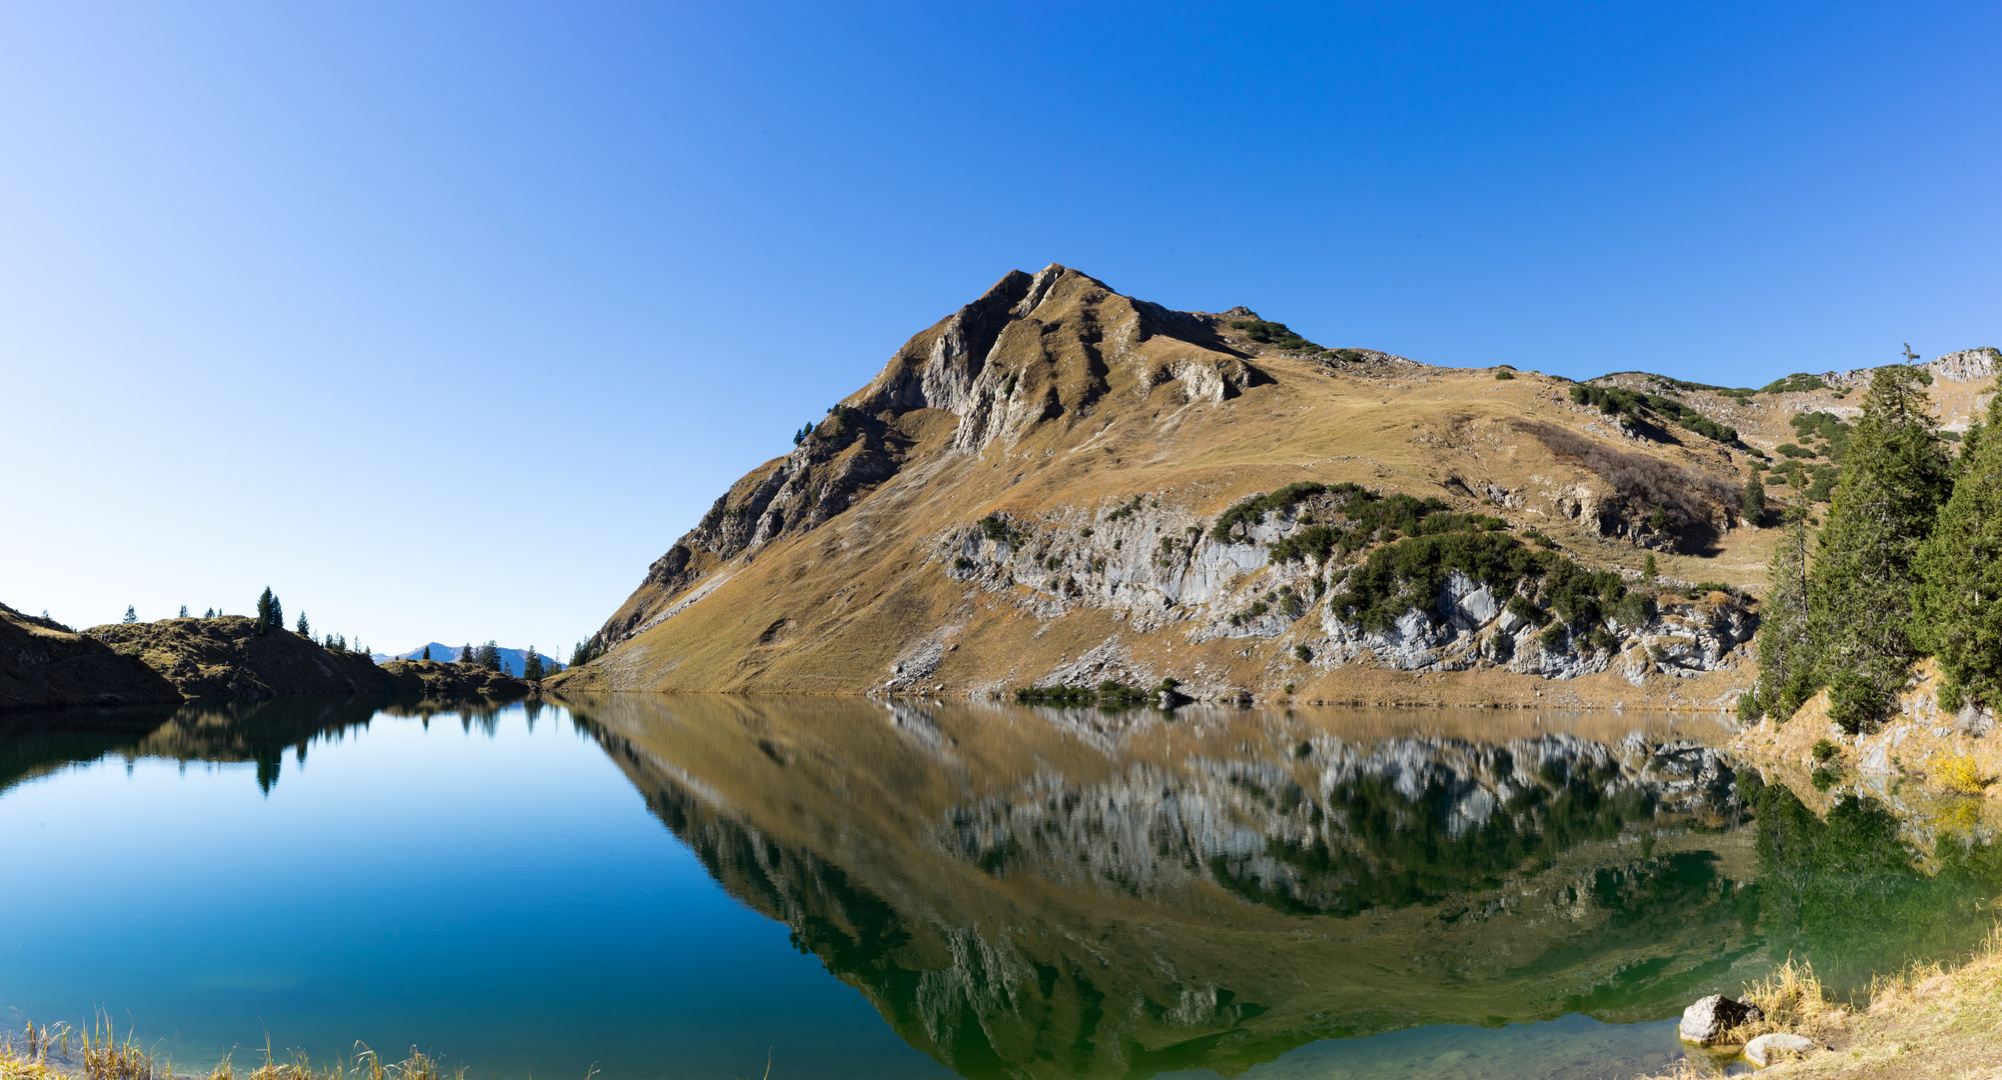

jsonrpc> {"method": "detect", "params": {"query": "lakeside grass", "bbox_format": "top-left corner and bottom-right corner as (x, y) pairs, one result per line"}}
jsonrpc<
(1641, 924), (2002, 1078)
(0, 1019), (458, 1080)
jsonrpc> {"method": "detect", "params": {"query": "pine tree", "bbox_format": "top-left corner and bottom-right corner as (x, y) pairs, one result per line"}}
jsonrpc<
(422, 645), (432, 661)
(204, 608), (215, 619)
(1913, 392), (2002, 712)
(123, 605), (136, 624)
(479, 640), (501, 670)
(1747, 504), (1816, 720)
(523, 647), (545, 681)
(1642, 554), (1657, 584)
(297, 612), (311, 637)
(255, 588), (275, 635)
(460, 642), (474, 664)
(1806, 365), (1952, 731)
(179, 605), (189, 618)
(1740, 472), (1766, 526)
(269, 593), (283, 634)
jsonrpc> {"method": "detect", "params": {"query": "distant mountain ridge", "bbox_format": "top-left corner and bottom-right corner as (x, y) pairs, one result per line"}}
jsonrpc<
(549, 264), (1996, 708)
(387, 643), (562, 676)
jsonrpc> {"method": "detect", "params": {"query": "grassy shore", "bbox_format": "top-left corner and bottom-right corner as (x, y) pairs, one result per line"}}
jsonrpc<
(1640, 927), (2002, 1078)
(0, 1020), (457, 1080)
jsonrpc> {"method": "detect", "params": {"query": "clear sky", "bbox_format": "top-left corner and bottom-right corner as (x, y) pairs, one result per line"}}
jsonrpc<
(2, 1), (1996, 654)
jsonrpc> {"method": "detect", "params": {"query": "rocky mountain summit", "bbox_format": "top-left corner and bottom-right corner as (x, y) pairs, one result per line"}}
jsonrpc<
(553, 266), (1995, 708)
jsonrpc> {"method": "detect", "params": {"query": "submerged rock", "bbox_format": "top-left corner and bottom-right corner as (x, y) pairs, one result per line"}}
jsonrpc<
(1744, 1032), (1818, 1066)
(1679, 994), (1764, 1043)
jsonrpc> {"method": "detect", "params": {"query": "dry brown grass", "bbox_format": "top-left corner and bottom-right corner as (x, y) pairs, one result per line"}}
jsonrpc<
(1631, 924), (2002, 1080)
(0, 1023), (463, 1080)
(1722, 957), (1850, 1043)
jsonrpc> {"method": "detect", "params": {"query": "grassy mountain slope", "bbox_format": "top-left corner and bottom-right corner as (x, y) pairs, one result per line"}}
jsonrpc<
(551, 266), (1994, 706)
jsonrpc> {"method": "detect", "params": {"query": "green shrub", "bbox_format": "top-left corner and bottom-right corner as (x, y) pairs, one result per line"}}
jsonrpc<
(1292, 644), (1312, 662)
(1105, 496), (1144, 521)
(1811, 738), (1838, 762)
(1760, 373), (1830, 394)
(1777, 442), (1814, 458)
(1505, 594), (1548, 626)
(1539, 622), (1569, 650)
(1495, 369), (1516, 380)
(1567, 384), (1738, 444)
(1229, 318), (1319, 352)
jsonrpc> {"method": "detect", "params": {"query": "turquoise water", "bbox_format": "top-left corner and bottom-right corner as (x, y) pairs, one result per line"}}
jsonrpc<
(1, 696), (1995, 1080)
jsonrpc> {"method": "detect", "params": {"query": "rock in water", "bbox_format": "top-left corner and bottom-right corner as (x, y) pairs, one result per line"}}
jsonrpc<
(1743, 1032), (1817, 1065)
(1679, 994), (1764, 1043)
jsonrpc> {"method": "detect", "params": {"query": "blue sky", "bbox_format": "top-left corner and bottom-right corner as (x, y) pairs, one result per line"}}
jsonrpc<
(2, 1), (1996, 653)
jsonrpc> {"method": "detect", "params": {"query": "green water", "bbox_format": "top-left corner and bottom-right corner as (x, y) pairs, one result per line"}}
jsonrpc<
(1, 695), (1996, 1080)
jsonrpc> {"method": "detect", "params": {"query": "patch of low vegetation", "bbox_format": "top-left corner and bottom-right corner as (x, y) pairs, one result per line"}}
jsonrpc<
(978, 513), (1028, 546)
(1228, 318), (1318, 352)
(1103, 496), (1144, 522)
(1569, 385), (1740, 445)
(1014, 679), (1162, 704)
(1790, 410), (1855, 461)
(1494, 368), (1515, 380)
(1324, 528), (1659, 649)
(1214, 482), (1505, 550)
(1760, 372), (1831, 394)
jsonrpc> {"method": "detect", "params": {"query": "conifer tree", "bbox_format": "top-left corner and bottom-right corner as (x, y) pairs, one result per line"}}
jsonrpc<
(523, 647), (545, 681)
(422, 645), (431, 661)
(1807, 365), (1952, 731)
(297, 612), (310, 637)
(179, 605), (189, 618)
(123, 605), (136, 624)
(1740, 472), (1766, 526)
(459, 643), (473, 664)
(204, 608), (215, 619)
(1913, 392), (2002, 712)
(255, 588), (275, 635)
(1747, 504), (1816, 720)
(269, 593), (283, 633)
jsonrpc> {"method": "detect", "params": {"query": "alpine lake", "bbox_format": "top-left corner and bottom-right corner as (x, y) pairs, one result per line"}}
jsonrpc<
(3, 695), (1999, 1080)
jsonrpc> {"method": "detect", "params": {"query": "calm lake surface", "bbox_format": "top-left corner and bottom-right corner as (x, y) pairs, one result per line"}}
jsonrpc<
(3, 696), (1998, 1080)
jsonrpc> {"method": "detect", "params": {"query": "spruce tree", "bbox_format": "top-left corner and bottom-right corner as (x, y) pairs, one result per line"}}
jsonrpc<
(297, 612), (311, 637)
(179, 605), (189, 618)
(1806, 365), (1952, 731)
(523, 647), (545, 681)
(1740, 472), (1766, 526)
(269, 593), (283, 634)
(123, 605), (136, 624)
(1748, 504), (1816, 720)
(255, 588), (275, 635)
(422, 645), (432, 661)
(1913, 392), (2002, 712)
(459, 643), (473, 664)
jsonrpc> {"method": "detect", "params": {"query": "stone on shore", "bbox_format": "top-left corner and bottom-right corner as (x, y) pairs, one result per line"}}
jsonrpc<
(1679, 994), (1765, 1043)
(1744, 1032), (1818, 1066)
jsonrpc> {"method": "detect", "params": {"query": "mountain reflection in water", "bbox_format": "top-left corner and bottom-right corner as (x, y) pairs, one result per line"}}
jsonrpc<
(550, 695), (1998, 1080)
(6, 695), (1997, 1080)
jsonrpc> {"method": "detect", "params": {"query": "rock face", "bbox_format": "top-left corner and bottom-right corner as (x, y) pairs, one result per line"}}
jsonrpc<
(557, 264), (1991, 701)
(0, 602), (180, 712)
(1744, 1032), (1818, 1065)
(1679, 994), (1765, 1043)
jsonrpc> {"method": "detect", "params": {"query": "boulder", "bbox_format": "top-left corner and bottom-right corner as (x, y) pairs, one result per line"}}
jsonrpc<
(1744, 1032), (1817, 1066)
(1679, 994), (1764, 1043)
